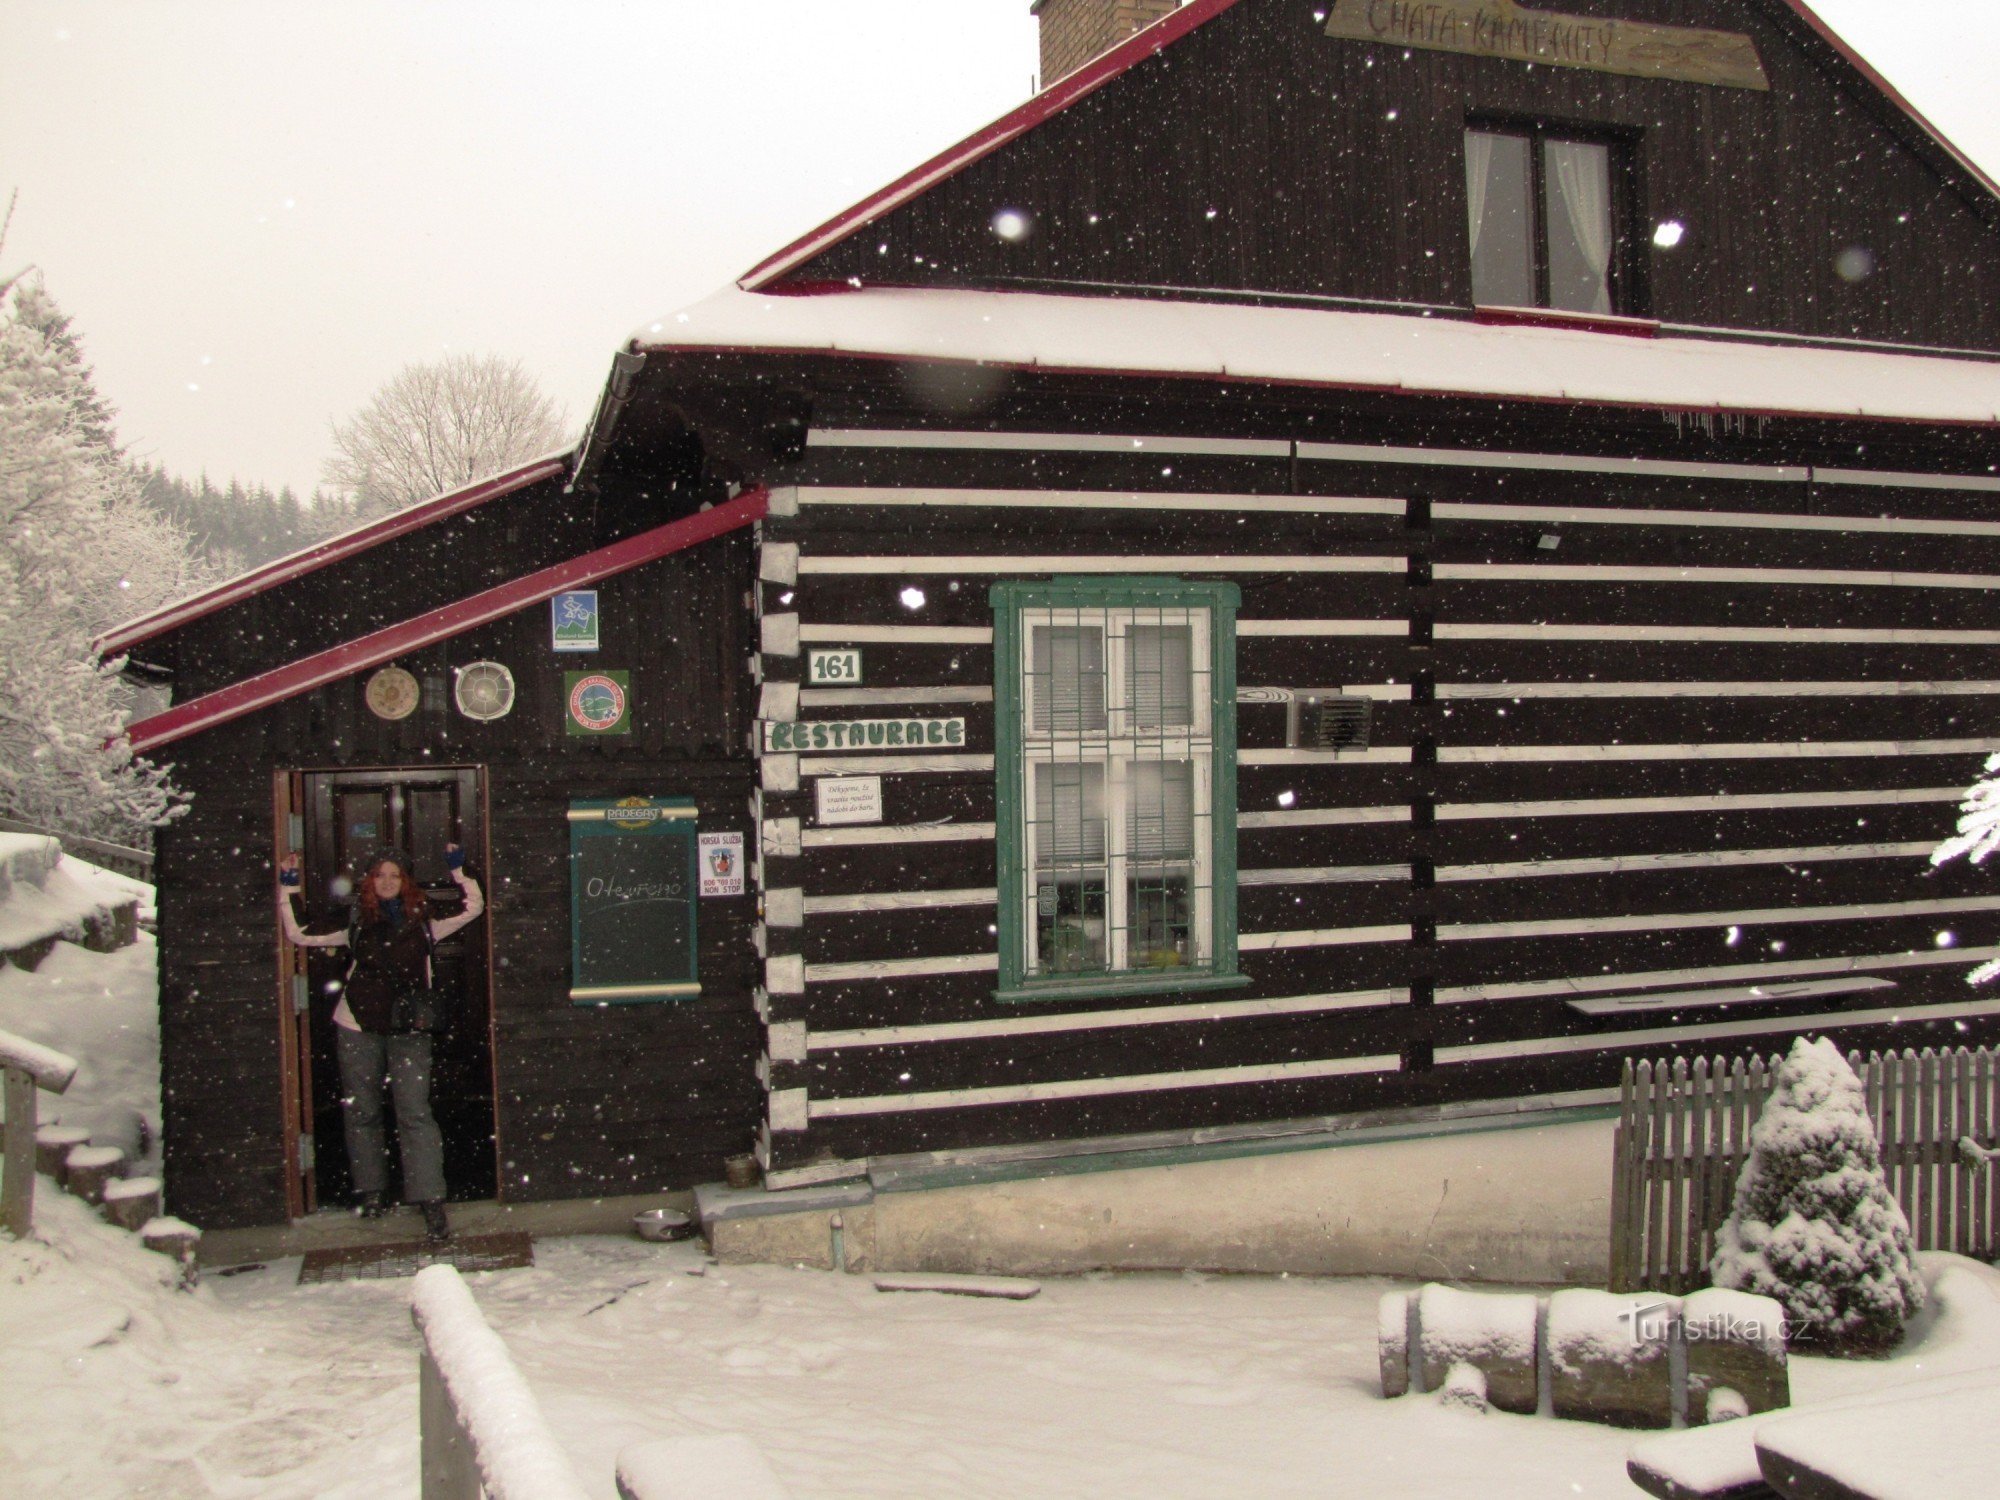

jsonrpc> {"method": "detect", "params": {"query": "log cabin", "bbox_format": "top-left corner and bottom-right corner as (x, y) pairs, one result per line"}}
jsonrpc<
(103, 0), (2000, 1276)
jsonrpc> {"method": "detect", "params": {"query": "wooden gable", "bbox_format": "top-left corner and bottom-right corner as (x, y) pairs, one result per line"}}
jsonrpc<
(772, 0), (2000, 353)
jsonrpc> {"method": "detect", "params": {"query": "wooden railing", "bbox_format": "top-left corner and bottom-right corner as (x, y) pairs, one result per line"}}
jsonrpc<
(1, 1026), (79, 1237)
(413, 1264), (793, 1499)
(0, 817), (153, 881)
(1610, 1047), (2000, 1294)
(412, 1264), (592, 1500)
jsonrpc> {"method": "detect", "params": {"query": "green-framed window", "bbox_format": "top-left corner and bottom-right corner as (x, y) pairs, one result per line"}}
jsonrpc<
(992, 578), (1242, 1003)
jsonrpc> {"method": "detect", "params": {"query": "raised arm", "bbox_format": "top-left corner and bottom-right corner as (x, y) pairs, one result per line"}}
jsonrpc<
(428, 845), (486, 942)
(276, 853), (349, 949)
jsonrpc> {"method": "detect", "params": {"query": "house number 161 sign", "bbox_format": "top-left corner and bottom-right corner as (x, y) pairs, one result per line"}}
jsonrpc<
(807, 649), (863, 685)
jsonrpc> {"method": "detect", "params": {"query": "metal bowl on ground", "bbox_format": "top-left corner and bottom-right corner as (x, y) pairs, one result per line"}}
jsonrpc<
(632, 1207), (695, 1243)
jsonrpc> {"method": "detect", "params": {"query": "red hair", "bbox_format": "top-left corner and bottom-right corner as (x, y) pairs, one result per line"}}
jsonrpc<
(358, 860), (428, 925)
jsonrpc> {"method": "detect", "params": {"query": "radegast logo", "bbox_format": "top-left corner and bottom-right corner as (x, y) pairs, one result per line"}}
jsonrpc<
(605, 796), (662, 827)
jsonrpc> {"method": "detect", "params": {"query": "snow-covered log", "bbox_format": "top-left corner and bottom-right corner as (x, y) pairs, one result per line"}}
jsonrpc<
(409, 1264), (591, 1500)
(1416, 1284), (1539, 1414)
(1548, 1289), (1675, 1429)
(63, 1142), (125, 1203)
(102, 1174), (161, 1232)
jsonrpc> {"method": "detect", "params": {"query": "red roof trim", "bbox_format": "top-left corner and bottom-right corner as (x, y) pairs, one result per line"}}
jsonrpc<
(95, 452), (572, 660)
(119, 489), (768, 757)
(737, 0), (1245, 292)
(1474, 305), (1661, 339)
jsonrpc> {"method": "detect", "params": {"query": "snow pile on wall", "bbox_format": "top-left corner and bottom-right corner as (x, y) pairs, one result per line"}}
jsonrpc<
(0, 837), (139, 953)
(1712, 1036), (1923, 1355)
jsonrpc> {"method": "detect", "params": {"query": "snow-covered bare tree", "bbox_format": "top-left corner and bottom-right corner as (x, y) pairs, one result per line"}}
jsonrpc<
(1711, 1037), (1923, 1355)
(322, 353), (569, 520)
(0, 271), (213, 841)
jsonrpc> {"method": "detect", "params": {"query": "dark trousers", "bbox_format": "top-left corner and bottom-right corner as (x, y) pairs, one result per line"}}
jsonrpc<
(335, 1027), (446, 1204)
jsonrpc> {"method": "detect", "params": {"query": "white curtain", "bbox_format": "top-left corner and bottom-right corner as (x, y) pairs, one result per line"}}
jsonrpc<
(1464, 131), (1496, 260)
(1550, 141), (1613, 313)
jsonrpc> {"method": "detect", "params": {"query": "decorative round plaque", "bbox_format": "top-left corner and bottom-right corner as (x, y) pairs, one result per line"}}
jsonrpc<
(364, 667), (420, 721)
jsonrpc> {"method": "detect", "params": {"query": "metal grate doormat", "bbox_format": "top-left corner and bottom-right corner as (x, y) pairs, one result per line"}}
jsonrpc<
(296, 1231), (535, 1285)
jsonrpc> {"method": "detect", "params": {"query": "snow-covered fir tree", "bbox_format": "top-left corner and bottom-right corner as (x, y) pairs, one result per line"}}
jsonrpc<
(1934, 752), (2000, 983)
(0, 272), (213, 841)
(1711, 1036), (1924, 1355)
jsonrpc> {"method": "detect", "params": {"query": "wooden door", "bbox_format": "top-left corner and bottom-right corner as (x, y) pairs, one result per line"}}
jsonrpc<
(297, 767), (496, 1206)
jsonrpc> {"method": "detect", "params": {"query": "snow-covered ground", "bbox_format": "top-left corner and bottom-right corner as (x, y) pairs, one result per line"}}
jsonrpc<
(6, 886), (1998, 1498)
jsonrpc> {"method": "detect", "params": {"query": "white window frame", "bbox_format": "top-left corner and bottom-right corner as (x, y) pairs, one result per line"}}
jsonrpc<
(1019, 605), (1216, 978)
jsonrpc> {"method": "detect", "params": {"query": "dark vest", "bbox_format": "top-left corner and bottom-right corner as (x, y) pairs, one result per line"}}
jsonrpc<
(343, 913), (431, 1034)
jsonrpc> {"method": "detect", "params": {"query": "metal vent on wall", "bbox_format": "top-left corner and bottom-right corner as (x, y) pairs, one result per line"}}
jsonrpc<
(1288, 692), (1372, 752)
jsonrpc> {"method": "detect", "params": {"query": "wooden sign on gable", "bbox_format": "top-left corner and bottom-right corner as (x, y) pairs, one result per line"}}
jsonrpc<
(1323, 0), (1770, 91)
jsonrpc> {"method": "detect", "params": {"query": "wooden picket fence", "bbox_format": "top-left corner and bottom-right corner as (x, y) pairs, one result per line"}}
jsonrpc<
(1609, 1047), (2000, 1294)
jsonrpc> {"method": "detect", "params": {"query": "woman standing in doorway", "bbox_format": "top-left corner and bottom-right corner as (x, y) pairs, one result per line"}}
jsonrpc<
(277, 845), (485, 1242)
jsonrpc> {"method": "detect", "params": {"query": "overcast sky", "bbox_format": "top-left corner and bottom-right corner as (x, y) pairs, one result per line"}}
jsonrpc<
(1, 1), (1995, 500)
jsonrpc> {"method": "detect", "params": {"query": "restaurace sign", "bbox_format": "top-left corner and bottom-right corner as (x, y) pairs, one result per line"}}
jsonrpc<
(1323, 0), (1770, 91)
(763, 718), (967, 753)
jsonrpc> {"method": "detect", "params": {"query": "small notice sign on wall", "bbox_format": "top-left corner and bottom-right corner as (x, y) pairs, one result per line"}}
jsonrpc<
(552, 591), (599, 652)
(816, 776), (884, 827)
(698, 831), (745, 897)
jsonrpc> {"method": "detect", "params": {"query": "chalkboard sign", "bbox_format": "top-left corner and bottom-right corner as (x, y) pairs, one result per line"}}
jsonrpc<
(568, 797), (699, 1003)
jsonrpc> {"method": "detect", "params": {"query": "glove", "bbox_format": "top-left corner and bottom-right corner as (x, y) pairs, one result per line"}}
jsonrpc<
(279, 862), (301, 888)
(445, 845), (465, 871)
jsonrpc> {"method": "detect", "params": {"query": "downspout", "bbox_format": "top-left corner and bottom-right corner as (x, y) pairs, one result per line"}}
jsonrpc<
(566, 348), (647, 495)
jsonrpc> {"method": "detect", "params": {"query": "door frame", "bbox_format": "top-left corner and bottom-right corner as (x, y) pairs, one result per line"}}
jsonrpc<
(273, 763), (498, 1217)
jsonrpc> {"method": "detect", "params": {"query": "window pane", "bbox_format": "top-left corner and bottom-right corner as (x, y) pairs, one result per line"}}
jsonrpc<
(1036, 877), (1107, 974)
(1467, 130), (1534, 308)
(1126, 760), (1193, 862)
(1128, 623), (1193, 729)
(1033, 762), (1106, 866)
(1128, 875), (1193, 969)
(1031, 625), (1106, 733)
(1544, 139), (1614, 314)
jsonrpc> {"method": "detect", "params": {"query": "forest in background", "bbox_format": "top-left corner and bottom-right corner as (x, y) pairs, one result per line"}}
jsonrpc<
(131, 465), (360, 576)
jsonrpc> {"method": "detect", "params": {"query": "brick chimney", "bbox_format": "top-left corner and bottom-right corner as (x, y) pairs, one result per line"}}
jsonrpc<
(1031, 0), (1182, 87)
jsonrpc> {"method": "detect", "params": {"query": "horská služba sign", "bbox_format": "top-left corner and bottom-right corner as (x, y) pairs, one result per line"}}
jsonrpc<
(1324, 0), (1769, 91)
(763, 718), (967, 753)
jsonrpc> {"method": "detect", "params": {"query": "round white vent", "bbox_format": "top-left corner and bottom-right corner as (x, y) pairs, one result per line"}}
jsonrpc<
(453, 661), (515, 721)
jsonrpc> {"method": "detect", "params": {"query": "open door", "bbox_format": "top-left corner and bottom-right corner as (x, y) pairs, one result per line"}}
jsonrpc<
(287, 767), (496, 1209)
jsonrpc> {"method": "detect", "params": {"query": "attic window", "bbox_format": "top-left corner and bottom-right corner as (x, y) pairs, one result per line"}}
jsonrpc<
(1466, 125), (1629, 316)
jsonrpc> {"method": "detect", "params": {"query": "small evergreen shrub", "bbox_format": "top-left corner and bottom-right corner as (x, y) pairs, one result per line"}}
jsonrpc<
(1711, 1037), (1924, 1355)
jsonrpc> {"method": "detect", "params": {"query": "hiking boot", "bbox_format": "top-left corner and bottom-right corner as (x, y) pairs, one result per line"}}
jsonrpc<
(421, 1200), (452, 1243)
(353, 1191), (387, 1219)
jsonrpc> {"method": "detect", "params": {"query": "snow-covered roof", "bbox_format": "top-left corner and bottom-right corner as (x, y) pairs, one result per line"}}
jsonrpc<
(634, 285), (2000, 428)
(739, 0), (2000, 295)
(94, 451), (573, 661)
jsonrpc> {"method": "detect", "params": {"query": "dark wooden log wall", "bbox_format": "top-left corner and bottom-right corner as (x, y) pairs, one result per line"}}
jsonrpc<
(789, 0), (2000, 352)
(153, 534), (761, 1230)
(751, 379), (2000, 1177)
